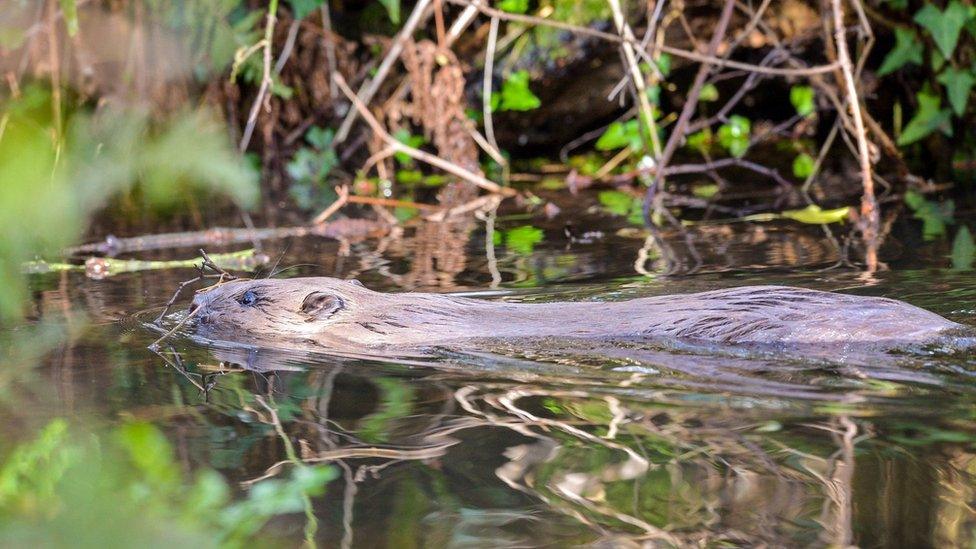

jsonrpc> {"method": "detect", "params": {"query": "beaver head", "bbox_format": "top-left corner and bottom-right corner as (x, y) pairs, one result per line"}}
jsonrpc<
(189, 277), (375, 345)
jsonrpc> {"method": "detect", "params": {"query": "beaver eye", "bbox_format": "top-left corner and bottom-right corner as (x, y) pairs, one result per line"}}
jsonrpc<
(238, 290), (258, 306)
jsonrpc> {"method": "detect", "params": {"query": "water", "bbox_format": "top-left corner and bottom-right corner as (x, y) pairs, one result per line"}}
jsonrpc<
(12, 195), (976, 547)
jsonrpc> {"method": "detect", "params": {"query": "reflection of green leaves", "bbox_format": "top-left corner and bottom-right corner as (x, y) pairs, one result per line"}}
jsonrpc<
(905, 190), (955, 240)
(914, 1), (969, 59)
(952, 226), (975, 270)
(790, 86), (815, 116)
(493, 70), (541, 111)
(596, 119), (643, 151)
(792, 153), (815, 179)
(937, 67), (975, 116)
(898, 91), (953, 146)
(598, 190), (644, 225)
(717, 115), (751, 158)
(497, 0), (528, 13)
(878, 27), (923, 76)
(359, 378), (415, 444)
(503, 225), (545, 255)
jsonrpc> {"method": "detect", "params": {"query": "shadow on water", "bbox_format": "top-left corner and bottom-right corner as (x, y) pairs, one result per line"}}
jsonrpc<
(16, 201), (976, 547)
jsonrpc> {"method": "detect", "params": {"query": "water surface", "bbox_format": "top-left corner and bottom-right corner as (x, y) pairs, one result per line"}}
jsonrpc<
(14, 196), (976, 547)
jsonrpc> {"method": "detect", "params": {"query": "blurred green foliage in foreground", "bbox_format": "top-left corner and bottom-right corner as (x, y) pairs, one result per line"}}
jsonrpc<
(0, 87), (258, 322)
(0, 419), (335, 548)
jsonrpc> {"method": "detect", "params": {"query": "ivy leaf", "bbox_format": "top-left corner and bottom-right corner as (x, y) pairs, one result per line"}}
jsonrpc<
(792, 153), (815, 178)
(497, 0), (528, 14)
(595, 119), (642, 151)
(952, 226), (975, 270)
(897, 91), (954, 146)
(878, 27), (923, 76)
(905, 190), (955, 240)
(686, 128), (713, 154)
(914, 1), (969, 59)
(937, 67), (975, 116)
(699, 83), (719, 102)
(496, 70), (541, 111)
(717, 115), (751, 158)
(790, 86), (815, 116)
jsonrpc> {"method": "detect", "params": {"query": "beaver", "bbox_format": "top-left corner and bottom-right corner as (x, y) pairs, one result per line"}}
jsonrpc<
(185, 277), (971, 355)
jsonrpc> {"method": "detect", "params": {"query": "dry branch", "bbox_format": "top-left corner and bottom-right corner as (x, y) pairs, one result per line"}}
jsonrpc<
(333, 72), (515, 197)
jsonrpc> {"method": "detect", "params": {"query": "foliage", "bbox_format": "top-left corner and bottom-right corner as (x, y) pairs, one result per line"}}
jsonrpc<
(492, 70), (542, 112)
(0, 90), (256, 322)
(596, 120), (644, 152)
(716, 116), (751, 158)
(493, 225), (545, 255)
(598, 190), (644, 225)
(905, 190), (955, 240)
(792, 153), (815, 179)
(790, 86), (815, 117)
(0, 419), (336, 547)
(898, 90), (954, 146)
(286, 126), (339, 210)
(952, 226), (975, 270)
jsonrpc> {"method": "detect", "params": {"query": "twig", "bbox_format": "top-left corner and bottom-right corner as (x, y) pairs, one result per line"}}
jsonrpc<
(831, 0), (878, 271)
(425, 194), (504, 221)
(320, 2), (339, 101)
(334, 0), (434, 143)
(239, 0), (280, 153)
(312, 185), (350, 224)
(446, 0), (841, 77)
(606, 0), (661, 158)
(482, 16), (501, 156)
(646, 0), (737, 221)
(333, 72), (515, 196)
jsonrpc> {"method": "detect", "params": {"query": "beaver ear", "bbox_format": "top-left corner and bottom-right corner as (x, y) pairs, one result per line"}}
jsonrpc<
(300, 292), (344, 321)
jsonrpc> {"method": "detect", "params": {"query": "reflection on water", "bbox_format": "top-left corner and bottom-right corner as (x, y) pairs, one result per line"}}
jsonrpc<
(13, 197), (976, 546)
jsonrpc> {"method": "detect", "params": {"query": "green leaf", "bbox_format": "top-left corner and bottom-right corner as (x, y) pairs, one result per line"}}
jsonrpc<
(937, 67), (975, 116)
(781, 205), (850, 224)
(59, 0), (78, 36)
(686, 129), (712, 154)
(952, 226), (975, 270)
(878, 27), (923, 76)
(691, 184), (719, 199)
(598, 190), (644, 224)
(717, 115), (751, 158)
(654, 54), (672, 77)
(905, 190), (955, 240)
(914, 1), (969, 59)
(792, 153), (815, 178)
(379, 0), (400, 23)
(496, 70), (541, 111)
(595, 119), (642, 151)
(504, 225), (544, 255)
(392, 129), (425, 165)
(897, 91), (954, 146)
(790, 86), (815, 116)
(286, 0), (325, 19)
(497, 0), (528, 14)
(699, 83), (719, 102)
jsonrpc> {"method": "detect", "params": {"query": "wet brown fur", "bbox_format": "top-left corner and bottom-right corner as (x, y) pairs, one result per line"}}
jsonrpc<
(189, 278), (966, 353)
